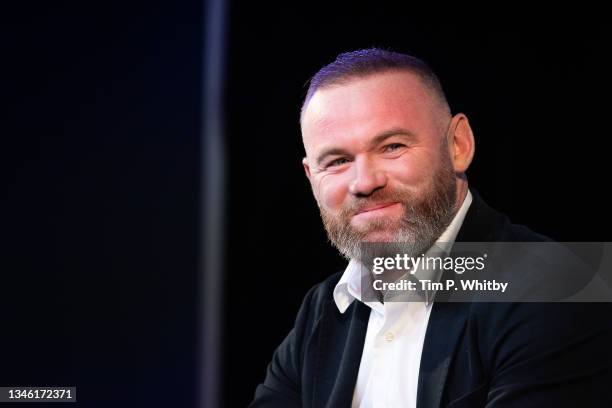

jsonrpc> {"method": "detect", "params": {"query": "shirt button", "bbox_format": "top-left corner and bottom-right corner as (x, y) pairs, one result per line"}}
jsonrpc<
(384, 332), (394, 342)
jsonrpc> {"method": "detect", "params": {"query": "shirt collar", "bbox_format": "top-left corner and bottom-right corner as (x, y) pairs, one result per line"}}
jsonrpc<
(333, 190), (473, 313)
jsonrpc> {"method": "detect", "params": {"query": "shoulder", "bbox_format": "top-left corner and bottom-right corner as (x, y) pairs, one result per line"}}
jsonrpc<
(460, 189), (554, 243)
(473, 301), (612, 379)
(298, 271), (343, 319)
(500, 219), (552, 242)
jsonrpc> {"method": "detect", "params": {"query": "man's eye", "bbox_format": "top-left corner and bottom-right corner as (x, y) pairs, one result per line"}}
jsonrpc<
(384, 143), (405, 152)
(328, 158), (350, 167)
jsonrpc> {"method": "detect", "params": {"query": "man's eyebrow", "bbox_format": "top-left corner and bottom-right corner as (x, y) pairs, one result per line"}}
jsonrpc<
(314, 128), (417, 166)
(369, 128), (417, 147)
(315, 147), (352, 167)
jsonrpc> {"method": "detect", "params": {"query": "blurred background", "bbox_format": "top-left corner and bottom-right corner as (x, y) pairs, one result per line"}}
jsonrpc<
(2, 2), (609, 407)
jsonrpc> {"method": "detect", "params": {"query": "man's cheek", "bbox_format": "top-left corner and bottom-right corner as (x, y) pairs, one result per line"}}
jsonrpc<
(318, 178), (349, 210)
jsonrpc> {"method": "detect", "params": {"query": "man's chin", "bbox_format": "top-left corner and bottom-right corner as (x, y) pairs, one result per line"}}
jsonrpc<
(356, 229), (400, 243)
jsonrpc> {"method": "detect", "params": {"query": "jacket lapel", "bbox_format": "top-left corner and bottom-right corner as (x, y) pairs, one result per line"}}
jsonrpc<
(417, 300), (470, 408)
(417, 189), (508, 408)
(312, 299), (370, 408)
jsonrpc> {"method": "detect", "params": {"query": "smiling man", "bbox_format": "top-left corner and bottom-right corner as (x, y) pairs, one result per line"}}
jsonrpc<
(249, 49), (612, 408)
(300, 56), (470, 261)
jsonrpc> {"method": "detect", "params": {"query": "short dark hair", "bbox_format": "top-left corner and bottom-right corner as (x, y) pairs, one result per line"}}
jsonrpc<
(300, 48), (449, 122)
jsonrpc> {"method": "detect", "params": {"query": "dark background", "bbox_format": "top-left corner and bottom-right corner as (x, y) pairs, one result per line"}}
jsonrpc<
(2, 3), (609, 408)
(3, 1), (201, 407)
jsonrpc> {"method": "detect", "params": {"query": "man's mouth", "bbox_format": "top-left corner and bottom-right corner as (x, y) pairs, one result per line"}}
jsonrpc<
(355, 202), (398, 214)
(353, 202), (401, 220)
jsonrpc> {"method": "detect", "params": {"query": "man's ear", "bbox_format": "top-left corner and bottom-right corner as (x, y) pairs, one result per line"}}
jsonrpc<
(302, 157), (312, 180)
(447, 113), (475, 174)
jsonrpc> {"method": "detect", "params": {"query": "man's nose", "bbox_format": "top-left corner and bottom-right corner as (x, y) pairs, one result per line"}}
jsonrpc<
(348, 157), (387, 196)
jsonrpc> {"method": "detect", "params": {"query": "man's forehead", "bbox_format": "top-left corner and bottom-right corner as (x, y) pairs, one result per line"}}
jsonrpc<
(306, 71), (429, 112)
(302, 71), (437, 149)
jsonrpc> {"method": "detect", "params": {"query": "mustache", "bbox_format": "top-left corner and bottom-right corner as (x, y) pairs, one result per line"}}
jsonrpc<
(341, 188), (414, 216)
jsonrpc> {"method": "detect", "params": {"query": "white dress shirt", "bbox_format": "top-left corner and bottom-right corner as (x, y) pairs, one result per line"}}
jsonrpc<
(333, 190), (473, 408)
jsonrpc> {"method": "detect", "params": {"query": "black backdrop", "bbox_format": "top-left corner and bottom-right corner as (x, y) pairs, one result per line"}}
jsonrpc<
(3, 1), (201, 407)
(2, 3), (610, 408)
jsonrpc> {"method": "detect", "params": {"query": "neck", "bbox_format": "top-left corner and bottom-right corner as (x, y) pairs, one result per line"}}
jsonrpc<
(454, 175), (469, 214)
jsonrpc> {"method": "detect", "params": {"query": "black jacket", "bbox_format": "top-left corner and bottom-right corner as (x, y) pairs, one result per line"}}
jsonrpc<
(250, 190), (612, 407)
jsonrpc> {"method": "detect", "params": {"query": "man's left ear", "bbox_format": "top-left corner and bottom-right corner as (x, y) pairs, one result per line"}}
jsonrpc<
(447, 113), (475, 173)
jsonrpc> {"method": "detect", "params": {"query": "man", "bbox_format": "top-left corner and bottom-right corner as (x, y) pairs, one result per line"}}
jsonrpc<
(249, 49), (612, 407)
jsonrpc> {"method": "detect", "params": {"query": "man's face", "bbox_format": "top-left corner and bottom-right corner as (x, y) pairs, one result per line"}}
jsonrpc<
(301, 71), (459, 260)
